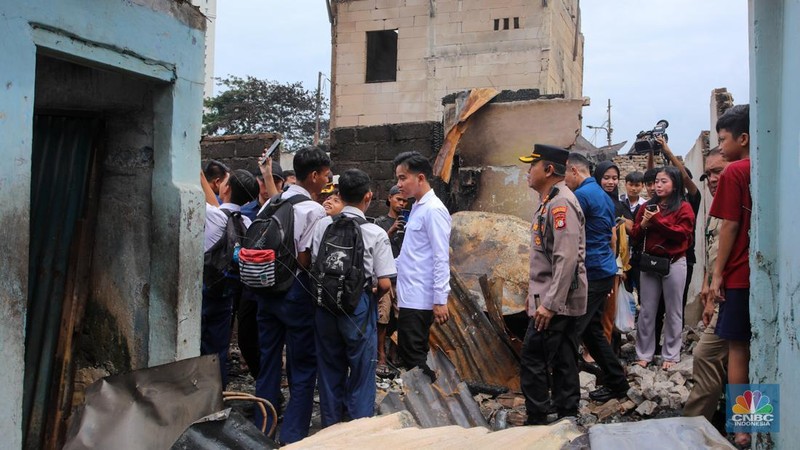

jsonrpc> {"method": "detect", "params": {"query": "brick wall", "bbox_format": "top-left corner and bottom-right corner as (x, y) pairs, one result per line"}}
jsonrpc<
(200, 133), (281, 172)
(330, 121), (441, 217)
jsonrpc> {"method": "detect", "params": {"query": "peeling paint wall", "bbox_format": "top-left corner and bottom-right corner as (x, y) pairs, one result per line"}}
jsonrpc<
(749, 1), (799, 447)
(445, 98), (584, 220)
(0, 1), (205, 446)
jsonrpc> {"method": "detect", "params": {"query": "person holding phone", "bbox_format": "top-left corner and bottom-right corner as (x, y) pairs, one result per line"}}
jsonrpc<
(630, 166), (696, 370)
(373, 185), (408, 377)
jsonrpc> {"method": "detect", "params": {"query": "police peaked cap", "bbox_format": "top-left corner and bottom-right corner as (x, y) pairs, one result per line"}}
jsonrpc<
(519, 144), (569, 166)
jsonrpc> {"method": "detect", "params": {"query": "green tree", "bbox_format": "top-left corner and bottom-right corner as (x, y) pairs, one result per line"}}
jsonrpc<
(203, 75), (329, 151)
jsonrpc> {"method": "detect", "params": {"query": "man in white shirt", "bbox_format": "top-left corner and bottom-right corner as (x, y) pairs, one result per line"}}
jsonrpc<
(393, 151), (451, 382)
(310, 169), (397, 427)
(240, 146), (331, 444)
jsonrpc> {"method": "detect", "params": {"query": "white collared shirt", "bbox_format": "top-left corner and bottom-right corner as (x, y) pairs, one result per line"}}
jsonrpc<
(257, 184), (326, 255)
(311, 206), (397, 283)
(396, 189), (451, 309)
(620, 194), (646, 213)
(205, 202), (252, 252)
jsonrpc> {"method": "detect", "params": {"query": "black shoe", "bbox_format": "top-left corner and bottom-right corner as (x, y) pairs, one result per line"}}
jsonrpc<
(589, 386), (628, 402)
(578, 360), (604, 377)
(557, 409), (578, 419)
(525, 414), (549, 426)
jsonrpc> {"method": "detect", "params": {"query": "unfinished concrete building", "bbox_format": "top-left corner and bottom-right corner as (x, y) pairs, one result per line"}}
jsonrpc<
(328, 0), (585, 216)
(328, 0), (583, 127)
(0, 1), (207, 448)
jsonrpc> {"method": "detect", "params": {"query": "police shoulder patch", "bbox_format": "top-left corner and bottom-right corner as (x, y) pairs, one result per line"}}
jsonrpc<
(551, 206), (568, 230)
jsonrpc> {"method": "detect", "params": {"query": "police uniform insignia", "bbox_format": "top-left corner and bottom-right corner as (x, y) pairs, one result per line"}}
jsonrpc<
(551, 206), (567, 230)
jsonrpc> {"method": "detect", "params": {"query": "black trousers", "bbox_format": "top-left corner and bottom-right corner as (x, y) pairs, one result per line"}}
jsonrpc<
(237, 292), (260, 379)
(574, 276), (630, 392)
(520, 315), (580, 417)
(397, 308), (434, 371)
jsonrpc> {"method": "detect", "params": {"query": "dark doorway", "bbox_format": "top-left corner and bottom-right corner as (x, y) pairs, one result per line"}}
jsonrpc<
(24, 114), (103, 449)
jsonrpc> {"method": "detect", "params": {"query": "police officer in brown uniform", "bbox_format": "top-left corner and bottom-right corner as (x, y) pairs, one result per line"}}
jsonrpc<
(518, 144), (588, 425)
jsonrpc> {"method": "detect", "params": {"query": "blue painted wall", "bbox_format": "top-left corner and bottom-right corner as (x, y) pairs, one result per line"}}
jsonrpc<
(749, 0), (799, 448)
(0, 1), (206, 447)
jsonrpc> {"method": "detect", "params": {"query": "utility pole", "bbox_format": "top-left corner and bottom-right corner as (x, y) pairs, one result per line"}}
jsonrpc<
(606, 98), (613, 148)
(587, 98), (613, 148)
(314, 71), (322, 146)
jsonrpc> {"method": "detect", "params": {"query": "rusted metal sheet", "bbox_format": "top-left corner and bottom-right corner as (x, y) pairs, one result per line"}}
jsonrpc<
(64, 355), (224, 450)
(480, 275), (523, 356)
(433, 88), (499, 183)
(380, 349), (489, 429)
(450, 211), (530, 315)
(429, 269), (521, 391)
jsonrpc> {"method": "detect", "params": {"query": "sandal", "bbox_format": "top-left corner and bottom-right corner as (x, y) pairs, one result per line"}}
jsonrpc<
(661, 361), (677, 370)
(376, 363), (393, 379)
(635, 360), (649, 368)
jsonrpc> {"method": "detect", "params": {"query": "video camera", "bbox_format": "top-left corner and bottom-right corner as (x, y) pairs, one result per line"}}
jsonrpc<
(633, 120), (669, 154)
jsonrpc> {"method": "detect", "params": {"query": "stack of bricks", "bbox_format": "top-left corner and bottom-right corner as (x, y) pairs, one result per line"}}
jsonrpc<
(330, 121), (441, 217)
(612, 153), (669, 200)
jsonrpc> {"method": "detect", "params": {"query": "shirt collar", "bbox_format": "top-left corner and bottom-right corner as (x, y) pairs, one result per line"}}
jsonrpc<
(341, 205), (366, 219)
(286, 183), (312, 199)
(219, 203), (242, 212)
(579, 177), (597, 189)
(416, 189), (435, 205)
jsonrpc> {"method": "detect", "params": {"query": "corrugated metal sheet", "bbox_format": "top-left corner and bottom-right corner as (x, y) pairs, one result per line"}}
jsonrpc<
(380, 349), (488, 429)
(429, 269), (521, 391)
(24, 115), (99, 449)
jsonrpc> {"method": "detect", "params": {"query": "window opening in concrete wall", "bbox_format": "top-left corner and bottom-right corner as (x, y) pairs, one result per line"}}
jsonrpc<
(366, 30), (398, 83)
(503, 18), (510, 30)
(494, 19), (500, 31)
(514, 17), (520, 29)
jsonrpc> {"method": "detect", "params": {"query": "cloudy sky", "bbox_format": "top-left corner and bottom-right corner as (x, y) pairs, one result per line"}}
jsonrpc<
(213, 0), (750, 155)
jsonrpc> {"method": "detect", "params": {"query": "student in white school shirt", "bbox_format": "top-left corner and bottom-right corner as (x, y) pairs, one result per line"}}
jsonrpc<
(393, 151), (451, 382)
(240, 146), (331, 444)
(310, 168), (396, 427)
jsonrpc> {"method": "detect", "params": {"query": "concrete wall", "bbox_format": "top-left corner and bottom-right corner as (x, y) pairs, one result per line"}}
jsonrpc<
(201, 133), (282, 173)
(330, 121), (440, 217)
(444, 98), (584, 220)
(0, 1), (205, 446)
(330, 0), (583, 128)
(749, 1), (799, 447)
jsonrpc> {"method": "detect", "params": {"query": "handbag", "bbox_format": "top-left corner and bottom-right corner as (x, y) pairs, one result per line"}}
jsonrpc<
(639, 233), (671, 276)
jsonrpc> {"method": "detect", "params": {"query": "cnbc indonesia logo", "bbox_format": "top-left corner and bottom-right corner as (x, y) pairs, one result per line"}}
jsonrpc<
(731, 390), (774, 427)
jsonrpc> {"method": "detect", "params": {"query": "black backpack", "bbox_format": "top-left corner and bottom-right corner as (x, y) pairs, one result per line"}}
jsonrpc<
(203, 209), (247, 287)
(239, 193), (311, 293)
(312, 214), (369, 315)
